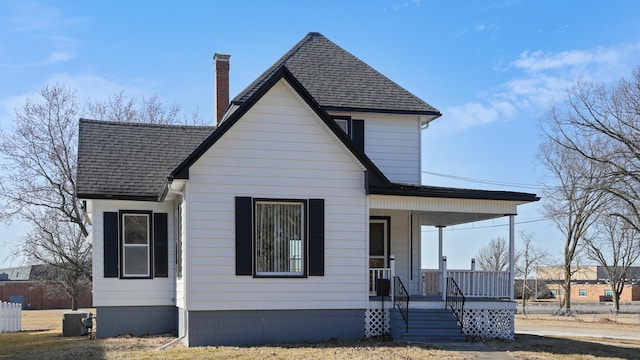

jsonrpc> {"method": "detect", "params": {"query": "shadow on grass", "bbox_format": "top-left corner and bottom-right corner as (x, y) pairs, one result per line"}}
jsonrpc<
(0, 330), (106, 360)
(489, 334), (640, 360)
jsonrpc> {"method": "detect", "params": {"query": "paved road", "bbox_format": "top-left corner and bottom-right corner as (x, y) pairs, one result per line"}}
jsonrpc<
(515, 323), (640, 341)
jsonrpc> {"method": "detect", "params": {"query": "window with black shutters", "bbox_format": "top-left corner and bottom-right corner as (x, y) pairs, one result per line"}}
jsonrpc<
(103, 210), (168, 279)
(235, 197), (324, 278)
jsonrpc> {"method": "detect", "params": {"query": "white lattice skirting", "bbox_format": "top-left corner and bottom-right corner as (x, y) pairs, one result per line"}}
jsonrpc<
(463, 309), (514, 339)
(364, 308), (390, 337)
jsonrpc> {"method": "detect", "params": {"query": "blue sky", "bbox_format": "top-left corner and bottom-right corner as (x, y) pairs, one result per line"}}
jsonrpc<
(1, 0), (640, 268)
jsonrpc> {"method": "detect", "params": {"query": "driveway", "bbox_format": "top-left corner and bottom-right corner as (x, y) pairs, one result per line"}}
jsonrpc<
(516, 322), (640, 341)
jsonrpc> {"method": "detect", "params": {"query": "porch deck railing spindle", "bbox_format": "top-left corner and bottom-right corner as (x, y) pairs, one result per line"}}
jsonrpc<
(369, 268), (393, 294)
(422, 269), (511, 299)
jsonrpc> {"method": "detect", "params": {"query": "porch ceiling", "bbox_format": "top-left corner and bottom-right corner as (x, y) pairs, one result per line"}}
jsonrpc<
(369, 194), (523, 227)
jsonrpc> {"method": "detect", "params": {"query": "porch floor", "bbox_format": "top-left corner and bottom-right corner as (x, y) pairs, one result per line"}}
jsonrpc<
(369, 295), (511, 302)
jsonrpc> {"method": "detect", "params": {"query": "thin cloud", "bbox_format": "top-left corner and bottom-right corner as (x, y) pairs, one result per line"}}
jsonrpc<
(475, 24), (498, 32)
(0, 2), (86, 69)
(0, 50), (76, 69)
(8, 2), (91, 32)
(0, 73), (156, 128)
(514, 49), (594, 73)
(437, 42), (640, 134)
(439, 101), (516, 134)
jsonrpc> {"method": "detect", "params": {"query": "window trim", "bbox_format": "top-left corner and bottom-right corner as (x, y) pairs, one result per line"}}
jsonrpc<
(332, 115), (351, 135)
(369, 216), (391, 268)
(119, 210), (153, 279)
(253, 198), (308, 278)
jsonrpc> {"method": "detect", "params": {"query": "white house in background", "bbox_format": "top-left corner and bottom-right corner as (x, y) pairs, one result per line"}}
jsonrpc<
(77, 32), (539, 346)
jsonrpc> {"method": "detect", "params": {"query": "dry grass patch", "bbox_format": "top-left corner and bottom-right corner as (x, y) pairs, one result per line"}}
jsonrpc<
(5, 309), (640, 359)
(488, 335), (640, 360)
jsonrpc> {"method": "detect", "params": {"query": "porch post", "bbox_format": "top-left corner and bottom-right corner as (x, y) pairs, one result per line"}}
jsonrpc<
(390, 254), (395, 303)
(441, 256), (447, 301)
(509, 214), (515, 301)
(437, 226), (445, 272)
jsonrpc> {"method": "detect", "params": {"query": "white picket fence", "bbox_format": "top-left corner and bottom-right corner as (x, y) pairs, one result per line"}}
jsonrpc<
(0, 301), (22, 333)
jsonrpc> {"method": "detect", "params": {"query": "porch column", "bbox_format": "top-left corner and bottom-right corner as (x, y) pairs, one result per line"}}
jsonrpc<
(438, 226), (445, 300)
(509, 214), (515, 301)
(437, 226), (445, 272)
(441, 256), (447, 301)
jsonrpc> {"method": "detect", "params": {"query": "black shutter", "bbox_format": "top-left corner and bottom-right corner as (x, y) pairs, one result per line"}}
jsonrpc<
(308, 199), (325, 276)
(103, 212), (118, 278)
(235, 197), (253, 275)
(352, 119), (365, 153)
(154, 213), (168, 277)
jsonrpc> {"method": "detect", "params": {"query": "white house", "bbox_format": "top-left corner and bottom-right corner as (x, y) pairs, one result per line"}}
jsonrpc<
(77, 32), (539, 346)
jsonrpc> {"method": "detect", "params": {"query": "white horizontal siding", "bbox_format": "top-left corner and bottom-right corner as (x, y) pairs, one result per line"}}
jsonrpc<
(91, 200), (176, 307)
(327, 111), (422, 184)
(185, 80), (368, 311)
(365, 114), (421, 184)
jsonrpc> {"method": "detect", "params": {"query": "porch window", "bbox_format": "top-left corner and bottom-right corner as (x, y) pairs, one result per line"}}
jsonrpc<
(122, 212), (151, 277)
(255, 201), (305, 276)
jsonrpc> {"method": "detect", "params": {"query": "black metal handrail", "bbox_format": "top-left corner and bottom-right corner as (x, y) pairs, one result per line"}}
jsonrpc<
(394, 276), (410, 332)
(446, 277), (465, 332)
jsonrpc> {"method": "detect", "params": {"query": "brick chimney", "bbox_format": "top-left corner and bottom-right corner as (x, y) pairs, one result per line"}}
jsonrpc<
(213, 53), (231, 125)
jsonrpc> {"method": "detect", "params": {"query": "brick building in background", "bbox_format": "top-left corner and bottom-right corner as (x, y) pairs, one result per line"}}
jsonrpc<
(538, 266), (640, 302)
(0, 265), (92, 309)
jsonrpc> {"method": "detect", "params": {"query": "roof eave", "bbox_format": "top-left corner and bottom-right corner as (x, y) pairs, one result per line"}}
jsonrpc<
(321, 106), (442, 118)
(77, 193), (161, 202)
(368, 184), (540, 203)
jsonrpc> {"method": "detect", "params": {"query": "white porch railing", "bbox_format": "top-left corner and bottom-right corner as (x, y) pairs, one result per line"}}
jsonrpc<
(368, 256), (396, 296)
(420, 269), (510, 298)
(0, 301), (22, 333)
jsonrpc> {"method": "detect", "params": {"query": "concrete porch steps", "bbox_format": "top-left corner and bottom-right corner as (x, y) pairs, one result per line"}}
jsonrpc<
(389, 308), (467, 343)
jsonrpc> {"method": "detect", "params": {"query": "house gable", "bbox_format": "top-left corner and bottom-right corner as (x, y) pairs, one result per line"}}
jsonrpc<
(170, 65), (390, 189)
(183, 76), (373, 311)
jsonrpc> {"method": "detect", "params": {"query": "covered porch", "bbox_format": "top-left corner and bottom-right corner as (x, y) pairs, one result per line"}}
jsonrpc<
(367, 192), (525, 301)
(364, 189), (538, 340)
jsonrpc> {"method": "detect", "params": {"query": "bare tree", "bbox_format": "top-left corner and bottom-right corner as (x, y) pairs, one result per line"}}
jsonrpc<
(22, 209), (91, 310)
(85, 91), (203, 125)
(586, 210), (640, 313)
(0, 84), (87, 235)
(476, 237), (510, 271)
(538, 127), (607, 316)
(0, 83), (201, 309)
(539, 63), (640, 315)
(515, 232), (548, 316)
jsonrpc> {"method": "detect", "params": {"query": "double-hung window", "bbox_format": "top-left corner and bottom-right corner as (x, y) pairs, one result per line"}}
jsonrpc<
(122, 212), (152, 277)
(103, 210), (168, 279)
(255, 200), (305, 276)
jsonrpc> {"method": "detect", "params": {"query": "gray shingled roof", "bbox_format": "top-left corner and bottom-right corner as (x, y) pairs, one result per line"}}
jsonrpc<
(232, 32), (441, 116)
(77, 119), (214, 200)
